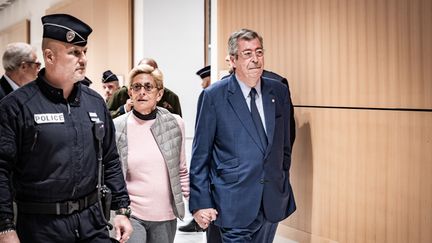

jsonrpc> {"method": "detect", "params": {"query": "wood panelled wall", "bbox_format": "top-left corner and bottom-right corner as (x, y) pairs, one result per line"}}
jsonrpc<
(47, 0), (132, 92)
(0, 20), (30, 73)
(217, 0), (432, 242)
(217, 0), (432, 109)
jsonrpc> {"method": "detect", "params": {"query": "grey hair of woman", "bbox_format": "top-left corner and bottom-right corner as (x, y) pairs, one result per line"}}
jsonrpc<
(128, 64), (164, 90)
(227, 28), (263, 58)
(2, 42), (36, 72)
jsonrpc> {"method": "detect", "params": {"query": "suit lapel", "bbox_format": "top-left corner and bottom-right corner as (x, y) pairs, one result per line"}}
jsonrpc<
(227, 76), (265, 153)
(261, 78), (275, 159)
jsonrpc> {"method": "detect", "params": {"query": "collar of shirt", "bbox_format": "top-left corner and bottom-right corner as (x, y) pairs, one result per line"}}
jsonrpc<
(235, 75), (267, 132)
(4, 74), (20, 91)
(235, 74), (263, 100)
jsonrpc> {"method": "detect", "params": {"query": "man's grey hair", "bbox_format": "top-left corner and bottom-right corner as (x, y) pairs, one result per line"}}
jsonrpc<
(227, 29), (263, 58)
(2, 42), (36, 72)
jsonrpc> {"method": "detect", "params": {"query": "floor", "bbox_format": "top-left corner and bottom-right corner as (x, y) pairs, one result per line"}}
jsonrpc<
(174, 201), (297, 243)
(174, 220), (297, 243)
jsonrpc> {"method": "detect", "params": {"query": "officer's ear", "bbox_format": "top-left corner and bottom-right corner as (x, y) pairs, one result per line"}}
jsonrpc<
(44, 48), (55, 65)
(42, 38), (55, 64)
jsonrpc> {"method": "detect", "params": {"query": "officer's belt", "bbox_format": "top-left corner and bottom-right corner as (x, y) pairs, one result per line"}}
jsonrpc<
(16, 190), (99, 215)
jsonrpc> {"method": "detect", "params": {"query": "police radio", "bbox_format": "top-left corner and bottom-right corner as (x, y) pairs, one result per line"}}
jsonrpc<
(94, 120), (113, 229)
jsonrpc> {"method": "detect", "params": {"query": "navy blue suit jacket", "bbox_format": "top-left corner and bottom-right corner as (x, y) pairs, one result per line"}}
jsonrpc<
(189, 74), (296, 228)
(0, 76), (14, 100)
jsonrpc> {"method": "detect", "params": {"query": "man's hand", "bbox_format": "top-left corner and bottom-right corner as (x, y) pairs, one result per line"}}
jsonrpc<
(113, 215), (133, 243)
(193, 208), (218, 230)
(0, 230), (19, 243)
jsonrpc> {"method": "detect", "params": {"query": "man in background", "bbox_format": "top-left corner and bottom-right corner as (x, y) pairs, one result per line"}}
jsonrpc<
(1, 42), (40, 100)
(102, 69), (120, 102)
(196, 65), (211, 89)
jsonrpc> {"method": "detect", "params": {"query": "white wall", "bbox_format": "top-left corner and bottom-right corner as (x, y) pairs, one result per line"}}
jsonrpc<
(134, 0), (206, 146)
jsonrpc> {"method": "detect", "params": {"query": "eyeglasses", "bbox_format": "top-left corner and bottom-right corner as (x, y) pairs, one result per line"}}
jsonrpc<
(130, 82), (157, 92)
(239, 48), (264, 59)
(24, 61), (42, 69)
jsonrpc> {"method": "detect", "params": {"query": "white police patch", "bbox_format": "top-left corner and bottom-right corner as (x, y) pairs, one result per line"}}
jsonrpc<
(34, 113), (65, 124)
(88, 112), (100, 122)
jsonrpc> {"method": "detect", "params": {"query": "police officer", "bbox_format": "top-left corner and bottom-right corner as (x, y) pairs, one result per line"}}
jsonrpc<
(0, 14), (132, 243)
(102, 70), (120, 102)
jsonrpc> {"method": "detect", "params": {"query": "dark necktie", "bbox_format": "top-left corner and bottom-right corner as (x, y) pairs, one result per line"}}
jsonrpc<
(250, 88), (268, 149)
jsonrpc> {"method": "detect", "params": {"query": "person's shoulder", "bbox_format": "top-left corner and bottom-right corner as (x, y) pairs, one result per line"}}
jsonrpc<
(221, 72), (233, 80)
(163, 87), (179, 98)
(262, 70), (285, 81)
(114, 86), (128, 95)
(0, 75), (7, 85)
(171, 113), (184, 123)
(164, 111), (184, 131)
(113, 111), (130, 124)
(174, 115), (185, 132)
(0, 82), (39, 120)
(80, 84), (105, 102)
(0, 81), (38, 106)
(0, 77), (8, 99)
(205, 75), (231, 93)
(262, 70), (287, 85)
(263, 70), (289, 86)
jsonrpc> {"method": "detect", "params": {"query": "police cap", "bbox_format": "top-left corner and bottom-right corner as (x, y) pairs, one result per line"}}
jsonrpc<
(102, 70), (119, 83)
(196, 65), (210, 79)
(41, 14), (92, 47)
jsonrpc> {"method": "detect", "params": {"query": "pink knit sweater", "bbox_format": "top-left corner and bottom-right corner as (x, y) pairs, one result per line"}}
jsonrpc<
(126, 113), (189, 221)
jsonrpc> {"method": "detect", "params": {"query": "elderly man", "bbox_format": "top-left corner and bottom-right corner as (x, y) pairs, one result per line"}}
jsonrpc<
(1, 42), (40, 100)
(189, 29), (296, 243)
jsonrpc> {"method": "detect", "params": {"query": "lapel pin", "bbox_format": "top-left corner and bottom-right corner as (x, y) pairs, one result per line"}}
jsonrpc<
(271, 99), (275, 103)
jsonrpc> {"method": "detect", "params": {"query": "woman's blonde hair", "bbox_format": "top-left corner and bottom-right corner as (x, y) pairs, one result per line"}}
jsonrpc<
(128, 64), (164, 90)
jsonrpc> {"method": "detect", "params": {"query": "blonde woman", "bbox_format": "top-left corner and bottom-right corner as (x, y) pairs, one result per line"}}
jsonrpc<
(114, 64), (189, 243)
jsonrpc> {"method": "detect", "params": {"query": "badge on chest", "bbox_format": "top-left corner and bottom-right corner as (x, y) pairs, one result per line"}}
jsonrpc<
(34, 113), (65, 124)
(88, 112), (100, 122)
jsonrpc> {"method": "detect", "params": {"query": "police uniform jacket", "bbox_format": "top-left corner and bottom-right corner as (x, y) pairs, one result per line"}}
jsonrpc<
(0, 69), (130, 219)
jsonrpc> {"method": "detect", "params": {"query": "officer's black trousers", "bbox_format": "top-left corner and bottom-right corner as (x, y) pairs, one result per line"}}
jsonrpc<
(16, 203), (111, 243)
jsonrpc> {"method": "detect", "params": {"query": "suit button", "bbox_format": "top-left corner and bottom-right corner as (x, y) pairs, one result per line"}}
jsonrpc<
(260, 179), (265, 184)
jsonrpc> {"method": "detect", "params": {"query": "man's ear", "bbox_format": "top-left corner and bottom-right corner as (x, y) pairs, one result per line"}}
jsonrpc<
(230, 55), (237, 68)
(44, 49), (54, 64)
(19, 62), (27, 70)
